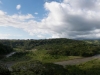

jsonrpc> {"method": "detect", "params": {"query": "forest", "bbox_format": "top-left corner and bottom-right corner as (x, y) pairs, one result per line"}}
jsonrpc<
(0, 38), (100, 57)
(0, 38), (100, 75)
(0, 43), (13, 59)
(1, 59), (100, 75)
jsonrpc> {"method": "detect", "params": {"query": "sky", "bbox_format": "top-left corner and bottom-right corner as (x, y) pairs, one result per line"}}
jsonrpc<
(0, 0), (100, 39)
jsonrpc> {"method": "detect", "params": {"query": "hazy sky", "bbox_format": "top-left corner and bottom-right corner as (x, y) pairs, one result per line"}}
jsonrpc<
(0, 0), (100, 39)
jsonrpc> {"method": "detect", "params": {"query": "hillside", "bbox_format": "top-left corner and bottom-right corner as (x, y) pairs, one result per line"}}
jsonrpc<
(0, 38), (100, 57)
(0, 43), (13, 59)
(0, 43), (13, 55)
(85, 40), (100, 45)
(0, 38), (100, 75)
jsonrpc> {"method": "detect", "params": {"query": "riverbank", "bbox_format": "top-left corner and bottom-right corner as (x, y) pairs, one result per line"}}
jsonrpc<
(55, 54), (100, 66)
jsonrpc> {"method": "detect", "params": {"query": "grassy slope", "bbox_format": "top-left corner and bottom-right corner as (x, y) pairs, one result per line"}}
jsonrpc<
(66, 59), (100, 75)
(2, 38), (100, 63)
(2, 49), (81, 63)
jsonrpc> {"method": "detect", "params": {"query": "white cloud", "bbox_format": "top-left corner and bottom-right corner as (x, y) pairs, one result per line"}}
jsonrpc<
(1, 0), (100, 39)
(11, 14), (34, 21)
(16, 4), (21, 10)
(34, 12), (38, 15)
(37, 35), (45, 38)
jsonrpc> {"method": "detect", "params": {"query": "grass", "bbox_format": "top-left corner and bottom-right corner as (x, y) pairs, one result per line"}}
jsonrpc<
(2, 49), (82, 63)
(2, 48), (100, 75)
(65, 59), (100, 75)
(31, 50), (81, 63)
(78, 59), (100, 70)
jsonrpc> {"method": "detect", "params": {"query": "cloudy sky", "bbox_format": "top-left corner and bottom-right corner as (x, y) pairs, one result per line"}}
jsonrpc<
(0, 0), (100, 39)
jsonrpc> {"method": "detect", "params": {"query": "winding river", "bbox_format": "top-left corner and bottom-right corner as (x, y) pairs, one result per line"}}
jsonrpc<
(1, 52), (100, 70)
(55, 54), (100, 66)
(6, 52), (16, 58)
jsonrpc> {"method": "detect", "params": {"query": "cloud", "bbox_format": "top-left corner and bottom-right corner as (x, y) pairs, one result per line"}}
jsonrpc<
(34, 12), (38, 15)
(42, 0), (100, 39)
(1, 0), (100, 39)
(16, 4), (21, 10)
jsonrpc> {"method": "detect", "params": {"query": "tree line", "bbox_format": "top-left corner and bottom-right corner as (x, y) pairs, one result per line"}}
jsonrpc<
(0, 43), (13, 55)
(0, 38), (100, 57)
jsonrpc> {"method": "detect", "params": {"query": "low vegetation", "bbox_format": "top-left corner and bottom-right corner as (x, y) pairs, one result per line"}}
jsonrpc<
(0, 43), (13, 55)
(2, 50), (81, 63)
(11, 60), (66, 75)
(0, 38), (100, 75)
(0, 38), (100, 57)
(0, 43), (13, 59)
(1, 59), (100, 75)
(65, 59), (100, 75)
(0, 63), (11, 75)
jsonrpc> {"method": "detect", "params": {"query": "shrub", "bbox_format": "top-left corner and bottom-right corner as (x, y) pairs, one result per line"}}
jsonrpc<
(11, 60), (66, 75)
(0, 63), (10, 75)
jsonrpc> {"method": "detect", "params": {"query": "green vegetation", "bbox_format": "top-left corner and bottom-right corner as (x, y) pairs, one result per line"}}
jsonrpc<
(1, 59), (100, 75)
(0, 43), (13, 59)
(0, 38), (100, 57)
(0, 63), (10, 75)
(0, 43), (13, 55)
(11, 60), (66, 75)
(0, 38), (100, 75)
(65, 59), (100, 75)
(3, 50), (81, 63)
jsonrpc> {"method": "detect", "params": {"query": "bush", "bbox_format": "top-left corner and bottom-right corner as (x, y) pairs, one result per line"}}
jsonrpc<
(65, 65), (85, 75)
(0, 63), (10, 75)
(11, 60), (66, 75)
(44, 63), (67, 75)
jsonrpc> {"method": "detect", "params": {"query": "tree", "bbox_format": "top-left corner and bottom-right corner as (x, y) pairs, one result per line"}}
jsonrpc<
(11, 60), (66, 75)
(0, 63), (10, 75)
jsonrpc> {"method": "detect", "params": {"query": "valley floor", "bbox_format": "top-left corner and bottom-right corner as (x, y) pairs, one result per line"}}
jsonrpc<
(2, 52), (100, 70)
(55, 54), (100, 66)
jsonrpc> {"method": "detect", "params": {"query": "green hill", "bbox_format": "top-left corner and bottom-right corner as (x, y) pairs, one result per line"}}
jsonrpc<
(0, 38), (100, 57)
(0, 43), (13, 59)
(0, 38), (100, 75)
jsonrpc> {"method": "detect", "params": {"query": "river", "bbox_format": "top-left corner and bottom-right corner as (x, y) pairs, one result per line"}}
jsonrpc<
(55, 54), (100, 66)
(1, 52), (100, 70)
(6, 52), (16, 58)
